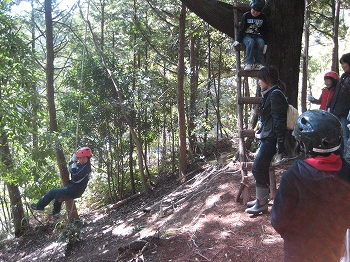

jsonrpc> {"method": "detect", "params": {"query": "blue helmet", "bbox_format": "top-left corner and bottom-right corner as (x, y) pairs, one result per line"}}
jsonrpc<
(250, 0), (265, 12)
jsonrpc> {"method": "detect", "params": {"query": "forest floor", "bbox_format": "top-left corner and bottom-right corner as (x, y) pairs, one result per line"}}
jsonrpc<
(0, 146), (288, 262)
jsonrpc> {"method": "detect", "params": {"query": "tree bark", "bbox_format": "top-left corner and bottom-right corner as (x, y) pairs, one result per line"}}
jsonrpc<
(331, 0), (340, 73)
(302, 0), (310, 113)
(261, 0), (305, 107)
(177, 2), (188, 181)
(0, 131), (27, 236)
(45, 0), (79, 220)
(188, 33), (199, 155)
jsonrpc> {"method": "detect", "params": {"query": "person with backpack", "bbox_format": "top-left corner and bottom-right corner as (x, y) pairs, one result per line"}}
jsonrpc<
(271, 110), (350, 261)
(245, 65), (288, 215)
(307, 71), (339, 111)
(232, 0), (269, 71)
(31, 147), (92, 216)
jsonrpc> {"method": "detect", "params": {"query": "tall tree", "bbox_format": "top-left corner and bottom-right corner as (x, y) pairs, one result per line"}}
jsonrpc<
(177, 2), (187, 180)
(188, 33), (199, 154)
(302, 0), (311, 113)
(331, 0), (341, 72)
(0, 134), (26, 237)
(44, 0), (79, 219)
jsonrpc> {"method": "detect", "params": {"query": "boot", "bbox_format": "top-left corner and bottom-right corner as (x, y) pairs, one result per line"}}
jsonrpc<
(247, 195), (271, 208)
(245, 186), (269, 215)
(246, 199), (257, 208)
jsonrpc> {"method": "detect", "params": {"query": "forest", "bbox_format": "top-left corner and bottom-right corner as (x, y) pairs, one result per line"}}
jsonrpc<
(0, 0), (349, 243)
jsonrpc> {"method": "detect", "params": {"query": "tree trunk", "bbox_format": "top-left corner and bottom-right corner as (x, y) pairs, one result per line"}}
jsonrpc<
(0, 77), (27, 237)
(331, 0), (340, 73)
(263, 0), (305, 107)
(188, 33), (199, 155)
(177, 2), (188, 181)
(0, 132), (27, 236)
(302, 0), (310, 113)
(45, 0), (79, 220)
(204, 26), (211, 145)
(216, 45), (223, 140)
(6, 183), (26, 237)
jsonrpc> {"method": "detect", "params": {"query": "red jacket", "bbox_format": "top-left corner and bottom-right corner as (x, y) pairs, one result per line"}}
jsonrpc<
(312, 87), (335, 110)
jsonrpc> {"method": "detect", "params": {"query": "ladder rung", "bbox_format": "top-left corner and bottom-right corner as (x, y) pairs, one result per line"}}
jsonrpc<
(234, 44), (245, 51)
(240, 161), (253, 170)
(238, 70), (259, 77)
(238, 97), (262, 105)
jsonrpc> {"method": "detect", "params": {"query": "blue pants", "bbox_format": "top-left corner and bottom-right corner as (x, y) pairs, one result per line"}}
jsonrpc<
(36, 187), (75, 214)
(252, 137), (277, 187)
(243, 35), (265, 65)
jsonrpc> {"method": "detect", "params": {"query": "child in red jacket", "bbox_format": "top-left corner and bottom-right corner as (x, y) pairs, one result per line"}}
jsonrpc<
(308, 71), (339, 110)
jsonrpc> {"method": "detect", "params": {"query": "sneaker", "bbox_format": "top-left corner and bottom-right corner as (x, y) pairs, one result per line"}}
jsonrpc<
(30, 203), (43, 211)
(244, 64), (253, 71)
(254, 64), (264, 70)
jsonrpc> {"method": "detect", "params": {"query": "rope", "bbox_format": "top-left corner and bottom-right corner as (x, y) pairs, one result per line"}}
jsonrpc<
(75, 1), (90, 149)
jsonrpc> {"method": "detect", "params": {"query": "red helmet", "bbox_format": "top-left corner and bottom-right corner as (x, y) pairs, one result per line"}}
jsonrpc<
(324, 71), (339, 81)
(76, 147), (92, 158)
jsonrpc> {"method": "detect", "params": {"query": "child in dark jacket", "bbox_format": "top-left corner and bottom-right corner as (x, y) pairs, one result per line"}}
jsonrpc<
(31, 147), (92, 216)
(232, 0), (269, 71)
(271, 110), (350, 262)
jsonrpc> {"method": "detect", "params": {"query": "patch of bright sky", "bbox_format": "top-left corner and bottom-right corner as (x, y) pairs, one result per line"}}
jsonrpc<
(11, 0), (76, 16)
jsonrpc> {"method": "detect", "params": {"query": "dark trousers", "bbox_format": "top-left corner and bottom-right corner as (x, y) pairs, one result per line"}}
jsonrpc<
(252, 137), (277, 187)
(36, 187), (74, 214)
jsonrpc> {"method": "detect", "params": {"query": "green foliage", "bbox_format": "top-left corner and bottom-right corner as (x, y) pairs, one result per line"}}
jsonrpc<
(58, 220), (82, 245)
(309, 0), (348, 42)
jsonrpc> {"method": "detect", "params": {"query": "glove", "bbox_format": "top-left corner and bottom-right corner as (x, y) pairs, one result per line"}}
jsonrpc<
(263, 45), (267, 54)
(276, 139), (286, 154)
(307, 94), (315, 102)
(70, 162), (77, 169)
(347, 110), (350, 121)
(233, 41), (240, 47)
(71, 153), (78, 163)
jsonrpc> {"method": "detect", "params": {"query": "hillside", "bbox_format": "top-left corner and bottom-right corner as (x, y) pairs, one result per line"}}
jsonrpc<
(1, 159), (286, 262)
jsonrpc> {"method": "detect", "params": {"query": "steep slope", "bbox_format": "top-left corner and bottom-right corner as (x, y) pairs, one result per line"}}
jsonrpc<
(1, 161), (285, 262)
